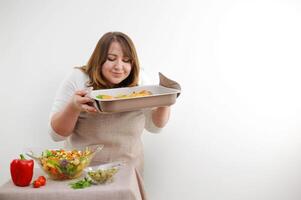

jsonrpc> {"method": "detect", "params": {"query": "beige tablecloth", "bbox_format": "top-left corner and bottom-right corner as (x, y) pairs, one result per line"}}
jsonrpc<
(0, 164), (146, 200)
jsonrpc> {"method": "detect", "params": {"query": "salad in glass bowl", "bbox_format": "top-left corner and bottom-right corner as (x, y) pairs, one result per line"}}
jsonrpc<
(84, 161), (123, 184)
(26, 145), (103, 180)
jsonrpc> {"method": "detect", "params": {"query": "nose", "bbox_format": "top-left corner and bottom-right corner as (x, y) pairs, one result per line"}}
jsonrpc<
(113, 59), (123, 70)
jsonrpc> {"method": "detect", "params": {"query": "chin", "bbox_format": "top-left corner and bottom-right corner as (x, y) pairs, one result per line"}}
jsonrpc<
(110, 79), (124, 85)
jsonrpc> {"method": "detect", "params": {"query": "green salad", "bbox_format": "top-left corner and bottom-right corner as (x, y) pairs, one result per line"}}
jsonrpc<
(40, 149), (92, 180)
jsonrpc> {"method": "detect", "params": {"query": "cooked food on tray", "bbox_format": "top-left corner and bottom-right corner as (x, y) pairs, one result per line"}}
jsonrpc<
(96, 90), (152, 100)
(90, 85), (180, 113)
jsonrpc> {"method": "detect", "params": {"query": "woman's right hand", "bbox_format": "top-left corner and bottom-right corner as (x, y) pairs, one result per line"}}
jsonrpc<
(71, 90), (97, 113)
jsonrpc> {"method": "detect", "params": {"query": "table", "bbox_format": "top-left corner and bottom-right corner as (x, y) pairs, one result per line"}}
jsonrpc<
(0, 164), (145, 200)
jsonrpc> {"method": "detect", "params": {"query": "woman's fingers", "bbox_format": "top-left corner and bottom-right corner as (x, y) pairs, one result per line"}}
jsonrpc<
(73, 90), (97, 113)
(75, 90), (88, 96)
(77, 96), (93, 104)
(82, 104), (97, 113)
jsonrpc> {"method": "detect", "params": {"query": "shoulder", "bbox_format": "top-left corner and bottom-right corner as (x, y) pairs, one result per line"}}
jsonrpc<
(63, 68), (89, 90)
(67, 67), (88, 81)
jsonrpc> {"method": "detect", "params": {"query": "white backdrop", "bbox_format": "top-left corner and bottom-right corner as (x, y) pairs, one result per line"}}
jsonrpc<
(1, 0), (301, 199)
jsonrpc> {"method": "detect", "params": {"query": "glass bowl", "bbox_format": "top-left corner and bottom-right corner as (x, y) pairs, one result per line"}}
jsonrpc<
(26, 145), (103, 180)
(84, 161), (123, 184)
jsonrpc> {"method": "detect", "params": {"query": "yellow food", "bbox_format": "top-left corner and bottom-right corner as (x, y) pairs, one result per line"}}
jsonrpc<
(97, 94), (113, 99)
(96, 90), (152, 100)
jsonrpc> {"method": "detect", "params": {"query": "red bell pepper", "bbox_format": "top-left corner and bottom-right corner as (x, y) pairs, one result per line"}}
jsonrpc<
(10, 154), (34, 187)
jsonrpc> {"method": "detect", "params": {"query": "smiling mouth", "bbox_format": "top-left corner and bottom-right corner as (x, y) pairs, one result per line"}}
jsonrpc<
(112, 73), (123, 77)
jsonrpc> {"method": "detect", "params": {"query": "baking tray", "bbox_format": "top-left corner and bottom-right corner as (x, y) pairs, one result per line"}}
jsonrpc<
(90, 85), (181, 113)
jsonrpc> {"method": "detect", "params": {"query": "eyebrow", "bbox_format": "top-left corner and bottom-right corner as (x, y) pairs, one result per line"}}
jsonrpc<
(107, 53), (117, 57)
(107, 53), (129, 58)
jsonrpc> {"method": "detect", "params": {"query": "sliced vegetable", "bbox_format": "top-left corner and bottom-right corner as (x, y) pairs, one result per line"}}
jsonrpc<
(39, 148), (92, 180)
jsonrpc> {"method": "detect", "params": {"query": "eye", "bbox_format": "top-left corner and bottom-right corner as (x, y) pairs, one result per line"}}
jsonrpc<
(107, 56), (116, 61)
(122, 57), (131, 63)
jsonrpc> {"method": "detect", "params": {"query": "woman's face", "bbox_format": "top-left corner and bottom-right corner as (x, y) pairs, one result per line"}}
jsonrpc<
(102, 41), (132, 86)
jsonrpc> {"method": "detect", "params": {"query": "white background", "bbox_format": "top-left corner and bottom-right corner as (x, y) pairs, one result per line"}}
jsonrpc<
(1, 0), (301, 199)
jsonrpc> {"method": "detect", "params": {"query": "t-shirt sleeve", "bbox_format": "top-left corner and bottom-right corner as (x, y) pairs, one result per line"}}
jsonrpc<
(48, 69), (87, 141)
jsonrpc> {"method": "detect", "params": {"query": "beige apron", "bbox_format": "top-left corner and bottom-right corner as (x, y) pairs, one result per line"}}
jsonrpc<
(65, 110), (148, 199)
(66, 110), (145, 172)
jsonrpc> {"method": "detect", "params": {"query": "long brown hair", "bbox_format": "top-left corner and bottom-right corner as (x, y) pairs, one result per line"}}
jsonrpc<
(80, 32), (140, 89)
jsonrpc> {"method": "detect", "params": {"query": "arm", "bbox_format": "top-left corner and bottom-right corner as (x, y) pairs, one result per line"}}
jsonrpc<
(51, 90), (97, 137)
(151, 106), (171, 128)
(48, 69), (99, 141)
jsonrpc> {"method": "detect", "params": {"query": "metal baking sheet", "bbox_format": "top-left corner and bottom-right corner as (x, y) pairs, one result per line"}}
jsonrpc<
(90, 85), (181, 113)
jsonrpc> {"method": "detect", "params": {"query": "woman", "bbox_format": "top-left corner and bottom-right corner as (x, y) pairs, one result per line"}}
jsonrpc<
(48, 32), (170, 196)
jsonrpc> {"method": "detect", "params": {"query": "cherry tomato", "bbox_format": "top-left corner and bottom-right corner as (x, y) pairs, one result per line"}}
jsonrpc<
(33, 180), (41, 188)
(37, 176), (46, 186)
